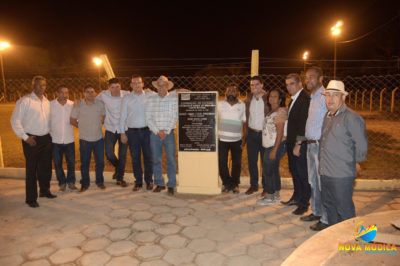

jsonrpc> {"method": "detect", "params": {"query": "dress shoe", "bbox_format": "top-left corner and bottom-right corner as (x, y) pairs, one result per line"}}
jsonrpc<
(292, 206), (308, 215)
(59, 184), (66, 192)
(97, 184), (106, 190)
(39, 192), (57, 198)
(68, 183), (78, 190)
(26, 201), (40, 208)
(245, 186), (258, 195)
(167, 187), (175, 196)
(310, 221), (330, 231)
(116, 180), (128, 187)
(232, 186), (240, 194)
(221, 186), (230, 193)
(153, 186), (166, 192)
(260, 189), (267, 198)
(146, 182), (154, 190)
(80, 186), (88, 193)
(300, 213), (321, 222)
(132, 184), (142, 191)
(281, 199), (298, 206)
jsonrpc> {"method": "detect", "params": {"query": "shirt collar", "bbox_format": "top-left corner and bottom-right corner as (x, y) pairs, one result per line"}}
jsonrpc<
(311, 86), (324, 99)
(291, 88), (303, 101)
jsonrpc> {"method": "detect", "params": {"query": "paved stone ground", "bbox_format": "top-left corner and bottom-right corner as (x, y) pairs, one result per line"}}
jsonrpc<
(0, 177), (399, 266)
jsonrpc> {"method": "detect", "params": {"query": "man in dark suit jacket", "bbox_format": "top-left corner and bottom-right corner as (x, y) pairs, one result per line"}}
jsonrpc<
(281, 73), (311, 215)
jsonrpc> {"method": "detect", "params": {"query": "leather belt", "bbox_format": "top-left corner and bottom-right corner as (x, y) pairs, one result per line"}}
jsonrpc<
(249, 127), (262, 133)
(307, 140), (319, 144)
(128, 127), (149, 131)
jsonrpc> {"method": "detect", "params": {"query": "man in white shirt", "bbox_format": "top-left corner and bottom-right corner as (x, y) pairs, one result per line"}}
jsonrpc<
(97, 78), (129, 187)
(11, 75), (57, 208)
(218, 84), (246, 193)
(50, 85), (77, 191)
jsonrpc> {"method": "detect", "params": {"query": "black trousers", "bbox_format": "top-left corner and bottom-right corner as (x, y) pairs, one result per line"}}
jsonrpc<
(287, 142), (311, 207)
(218, 140), (242, 189)
(22, 134), (52, 203)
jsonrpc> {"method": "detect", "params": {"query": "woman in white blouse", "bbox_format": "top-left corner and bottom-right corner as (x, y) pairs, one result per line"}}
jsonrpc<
(257, 88), (288, 206)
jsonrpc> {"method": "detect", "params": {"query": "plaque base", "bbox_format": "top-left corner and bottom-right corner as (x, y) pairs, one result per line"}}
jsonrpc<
(177, 185), (221, 195)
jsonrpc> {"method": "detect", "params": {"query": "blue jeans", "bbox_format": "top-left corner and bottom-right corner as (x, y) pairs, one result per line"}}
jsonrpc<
(321, 175), (356, 225)
(150, 130), (176, 188)
(307, 143), (328, 224)
(246, 129), (265, 188)
(262, 141), (286, 194)
(127, 128), (153, 185)
(53, 142), (76, 186)
(105, 130), (128, 181)
(287, 142), (310, 207)
(79, 138), (104, 187)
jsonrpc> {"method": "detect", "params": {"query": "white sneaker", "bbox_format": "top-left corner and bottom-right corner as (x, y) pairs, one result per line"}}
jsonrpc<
(274, 195), (281, 202)
(257, 197), (276, 206)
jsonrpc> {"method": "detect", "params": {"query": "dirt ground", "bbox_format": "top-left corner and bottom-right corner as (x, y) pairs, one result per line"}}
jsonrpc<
(1, 103), (399, 179)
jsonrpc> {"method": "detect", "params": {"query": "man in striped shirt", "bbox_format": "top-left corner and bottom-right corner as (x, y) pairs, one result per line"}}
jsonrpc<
(218, 84), (246, 193)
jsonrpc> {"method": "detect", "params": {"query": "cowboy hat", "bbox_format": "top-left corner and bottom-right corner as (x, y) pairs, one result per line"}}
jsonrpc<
(322, 80), (348, 96)
(152, 75), (174, 90)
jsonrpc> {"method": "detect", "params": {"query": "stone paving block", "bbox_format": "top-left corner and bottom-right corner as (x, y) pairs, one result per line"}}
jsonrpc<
(107, 218), (133, 228)
(49, 247), (83, 264)
(279, 247), (296, 259)
(152, 213), (176, 224)
(166, 199), (189, 208)
(159, 234), (188, 249)
(136, 244), (165, 259)
(79, 251), (111, 266)
(225, 255), (261, 266)
(131, 231), (159, 243)
(108, 228), (132, 241)
(83, 224), (110, 238)
(216, 240), (247, 257)
(206, 228), (235, 242)
(105, 255), (139, 266)
(149, 206), (171, 214)
(224, 220), (252, 233)
(261, 258), (284, 266)
(109, 209), (131, 218)
(27, 246), (55, 260)
(181, 226), (207, 239)
(264, 232), (295, 249)
(278, 223), (307, 238)
(248, 243), (280, 260)
(140, 259), (169, 266)
(106, 240), (137, 256)
(187, 238), (216, 253)
(198, 217), (225, 229)
(52, 233), (86, 249)
(170, 207), (194, 216)
(237, 212), (265, 223)
(294, 233), (313, 247)
(195, 252), (225, 266)
(132, 220), (160, 231)
(81, 237), (111, 252)
(130, 211), (153, 221)
(0, 255), (24, 265)
(130, 203), (152, 211)
(163, 248), (195, 265)
(21, 259), (51, 266)
(264, 214), (293, 225)
(155, 223), (181, 235)
(193, 209), (217, 219)
(176, 215), (199, 226)
(234, 232), (264, 245)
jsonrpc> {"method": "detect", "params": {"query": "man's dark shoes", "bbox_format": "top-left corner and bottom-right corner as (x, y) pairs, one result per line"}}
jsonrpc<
(146, 182), (154, 190)
(300, 213), (321, 222)
(153, 186), (166, 192)
(26, 201), (39, 208)
(221, 186), (230, 193)
(80, 186), (88, 193)
(232, 186), (240, 194)
(281, 198), (298, 206)
(112, 171), (117, 179)
(245, 186), (258, 195)
(292, 206), (308, 215)
(39, 192), (57, 198)
(132, 184), (142, 191)
(310, 221), (330, 231)
(68, 183), (78, 190)
(260, 189), (267, 198)
(116, 180), (128, 187)
(167, 187), (174, 196)
(97, 184), (106, 190)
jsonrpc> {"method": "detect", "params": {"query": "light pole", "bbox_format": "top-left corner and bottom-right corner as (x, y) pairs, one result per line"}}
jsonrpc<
(93, 57), (103, 90)
(0, 41), (10, 101)
(302, 51), (309, 72)
(331, 21), (342, 79)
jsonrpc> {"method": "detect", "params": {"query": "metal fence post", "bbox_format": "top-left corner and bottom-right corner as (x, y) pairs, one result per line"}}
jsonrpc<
(380, 88), (387, 112)
(369, 88), (376, 112)
(361, 89), (367, 110)
(354, 89), (359, 110)
(391, 87), (398, 113)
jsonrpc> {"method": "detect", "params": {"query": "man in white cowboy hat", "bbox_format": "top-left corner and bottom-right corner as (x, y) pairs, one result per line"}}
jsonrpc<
(319, 80), (368, 226)
(145, 75), (178, 196)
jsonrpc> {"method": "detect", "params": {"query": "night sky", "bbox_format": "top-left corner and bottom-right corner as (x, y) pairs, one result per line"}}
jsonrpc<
(0, 0), (399, 77)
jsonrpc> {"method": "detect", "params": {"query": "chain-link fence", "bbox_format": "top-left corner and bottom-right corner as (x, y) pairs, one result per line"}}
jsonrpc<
(0, 74), (399, 179)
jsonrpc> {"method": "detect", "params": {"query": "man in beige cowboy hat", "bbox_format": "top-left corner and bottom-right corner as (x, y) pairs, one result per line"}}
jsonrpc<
(319, 80), (368, 225)
(145, 76), (178, 196)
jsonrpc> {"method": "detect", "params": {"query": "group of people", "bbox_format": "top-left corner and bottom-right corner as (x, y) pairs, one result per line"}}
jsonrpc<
(10, 67), (368, 231)
(217, 67), (368, 230)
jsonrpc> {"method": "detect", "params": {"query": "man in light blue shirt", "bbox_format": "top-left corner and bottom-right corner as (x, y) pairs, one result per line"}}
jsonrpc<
(301, 67), (329, 231)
